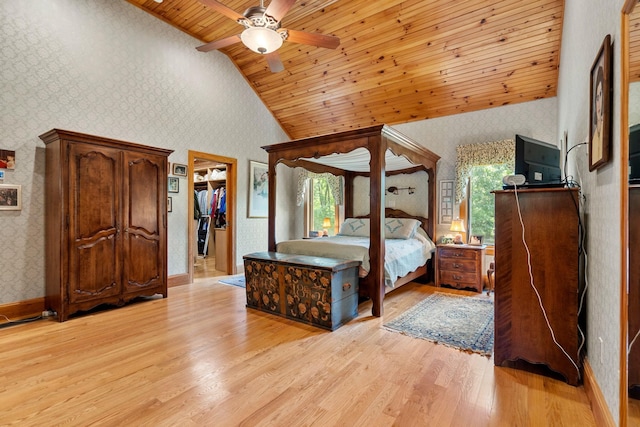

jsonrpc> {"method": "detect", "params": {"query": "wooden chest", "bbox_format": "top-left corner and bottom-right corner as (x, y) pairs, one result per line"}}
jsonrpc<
(243, 252), (360, 331)
(436, 244), (486, 293)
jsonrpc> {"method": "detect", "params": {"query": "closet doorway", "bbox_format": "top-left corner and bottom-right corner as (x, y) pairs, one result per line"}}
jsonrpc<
(188, 151), (237, 282)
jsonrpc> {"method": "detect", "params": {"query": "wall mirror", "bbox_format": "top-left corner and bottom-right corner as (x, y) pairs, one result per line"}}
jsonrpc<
(622, 1), (640, 425)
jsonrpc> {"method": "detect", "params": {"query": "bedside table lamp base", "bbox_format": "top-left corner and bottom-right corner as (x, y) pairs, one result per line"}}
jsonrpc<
(450, 219), (466, 245)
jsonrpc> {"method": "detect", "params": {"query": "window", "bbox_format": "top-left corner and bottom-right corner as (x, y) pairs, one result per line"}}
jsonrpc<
(468, 163), (513, 245)
(456, 138), (515, 246)
(305, 176), (338, 236)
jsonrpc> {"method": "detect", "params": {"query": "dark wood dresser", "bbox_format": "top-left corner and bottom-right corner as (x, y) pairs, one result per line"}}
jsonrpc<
(436, 244), (486, 292)
(494, 187), (581, 385)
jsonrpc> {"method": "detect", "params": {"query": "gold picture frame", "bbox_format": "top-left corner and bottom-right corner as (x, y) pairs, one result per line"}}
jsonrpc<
(589, 34), (612, 171)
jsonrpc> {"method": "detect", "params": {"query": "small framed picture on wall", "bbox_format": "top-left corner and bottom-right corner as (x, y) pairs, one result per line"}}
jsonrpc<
(168, 176), (179, 193)
(438, 180), (454, 225)
(172, 163), (187, 176)
(0, 184), (21, 210)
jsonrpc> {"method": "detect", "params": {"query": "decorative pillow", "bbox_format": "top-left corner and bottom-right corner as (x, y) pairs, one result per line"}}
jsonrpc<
(384, 218), (421, 239)
(338, 218), (370, 237)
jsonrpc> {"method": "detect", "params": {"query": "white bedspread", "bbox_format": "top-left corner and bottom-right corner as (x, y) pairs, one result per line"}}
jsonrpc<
(276, 233), (435, 288)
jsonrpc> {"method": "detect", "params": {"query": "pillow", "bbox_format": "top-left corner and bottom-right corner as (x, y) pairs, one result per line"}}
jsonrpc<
(384, 218), (421, 239)
(338, 218), (370, 237)
(338, 217), (422, 239)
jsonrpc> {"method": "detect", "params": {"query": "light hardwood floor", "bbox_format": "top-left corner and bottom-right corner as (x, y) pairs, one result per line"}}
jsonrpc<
(0, 280), (596, 426)
(193, 255), (227, 280)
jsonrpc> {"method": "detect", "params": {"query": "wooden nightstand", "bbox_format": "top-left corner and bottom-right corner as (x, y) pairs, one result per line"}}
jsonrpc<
(436, 244), (487, 293)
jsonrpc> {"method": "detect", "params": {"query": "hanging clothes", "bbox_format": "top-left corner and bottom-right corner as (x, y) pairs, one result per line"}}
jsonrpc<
(197, 189), (208, 216)
(210, 186), (226, 228)
(193, 190), (201, 220)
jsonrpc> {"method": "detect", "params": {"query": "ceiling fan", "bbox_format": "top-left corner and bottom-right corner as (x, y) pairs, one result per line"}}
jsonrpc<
(196, 0), (340, 73)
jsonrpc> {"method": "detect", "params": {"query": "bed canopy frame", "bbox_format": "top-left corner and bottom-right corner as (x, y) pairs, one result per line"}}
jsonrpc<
(261, 125), (440, 317)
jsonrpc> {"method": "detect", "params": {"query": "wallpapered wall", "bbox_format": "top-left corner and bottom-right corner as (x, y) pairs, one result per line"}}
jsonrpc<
(556, 0), (624, 420)
(395, 97), (558, 238)
(0, 0), (287, 304)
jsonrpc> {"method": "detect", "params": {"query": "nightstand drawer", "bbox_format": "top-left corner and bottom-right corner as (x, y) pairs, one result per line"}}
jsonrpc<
(439, 270), (478, 286)
(439, 259), (476, 273)
(438, 247), (478, 260)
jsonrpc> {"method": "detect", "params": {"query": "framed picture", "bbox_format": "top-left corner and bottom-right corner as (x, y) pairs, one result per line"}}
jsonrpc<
(0, 150), (15, 170)
(0, 184), (21, 210)
(248, 160), (268, 218)
(168, 176), (179, 193)
(469, 235), (484, 245)
(167, 197), (172, 212)
(589, 34), (612, 171)
(438, 180), (454, 225)
(172, 163), (187, 176)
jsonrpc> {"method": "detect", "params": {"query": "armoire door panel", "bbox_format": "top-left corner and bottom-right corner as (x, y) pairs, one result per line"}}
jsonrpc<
(124, 235), (161, 292)
(68, 143), (122, 302)
(122, 152), (166, 296)
(126, 157), (161, 236)
(70, 146), (121, 238)
(69, 235), (120, 304)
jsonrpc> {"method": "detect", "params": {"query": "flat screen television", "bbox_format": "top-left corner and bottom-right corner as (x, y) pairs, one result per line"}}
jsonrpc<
(514, 134), (562, 187)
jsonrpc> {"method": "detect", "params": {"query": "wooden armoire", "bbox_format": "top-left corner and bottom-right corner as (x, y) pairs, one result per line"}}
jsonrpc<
(40, 129), (173, 321)
(494, 187), (582, 385)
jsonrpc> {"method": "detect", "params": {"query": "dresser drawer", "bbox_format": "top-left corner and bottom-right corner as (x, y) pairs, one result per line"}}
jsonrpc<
(438, 259), (476, 273)
(438, 247), (478, 261)
(439, 270), (478, 286)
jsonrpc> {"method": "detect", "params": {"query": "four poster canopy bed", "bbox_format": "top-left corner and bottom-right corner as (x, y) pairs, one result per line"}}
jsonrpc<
(259, 125), (440, 318)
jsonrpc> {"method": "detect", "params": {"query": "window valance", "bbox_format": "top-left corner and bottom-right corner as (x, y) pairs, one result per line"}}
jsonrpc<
(455, 139), (514, 203)
(296, 168), (344, 206)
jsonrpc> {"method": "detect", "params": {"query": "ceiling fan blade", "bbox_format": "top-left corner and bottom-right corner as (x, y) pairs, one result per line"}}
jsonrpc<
(265, 51), (285, 73)
(196, 34), (242, 52)
(285, 29), (340, 49)
(198, 0), (244, 22)
(264, 0), (296, 23)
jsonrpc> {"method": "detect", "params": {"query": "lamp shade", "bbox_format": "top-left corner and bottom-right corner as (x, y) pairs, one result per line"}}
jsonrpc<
(450, 219), (466, 233)
(241, 27), (283, 54)
(322, 217), (332, 228)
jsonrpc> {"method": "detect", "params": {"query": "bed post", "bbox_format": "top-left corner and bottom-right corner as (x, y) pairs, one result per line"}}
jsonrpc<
(267, 153), (277, 252)
(369, 134), (386, 317)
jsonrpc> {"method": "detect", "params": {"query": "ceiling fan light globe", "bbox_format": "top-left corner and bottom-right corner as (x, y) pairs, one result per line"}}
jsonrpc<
(241, 27), (283, 54)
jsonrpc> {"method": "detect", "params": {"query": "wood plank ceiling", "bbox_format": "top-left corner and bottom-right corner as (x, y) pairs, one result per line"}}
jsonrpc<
(126, 0), (564, 140)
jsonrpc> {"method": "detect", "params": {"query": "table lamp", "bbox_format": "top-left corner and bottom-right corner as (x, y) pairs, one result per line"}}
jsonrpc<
(322, 217), (331, 236)
(450, 219), (466, 244)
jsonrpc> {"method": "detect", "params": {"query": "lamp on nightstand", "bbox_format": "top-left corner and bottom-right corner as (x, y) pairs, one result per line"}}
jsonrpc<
(450, 218), (466, 244)
(322, 217), (331, 236)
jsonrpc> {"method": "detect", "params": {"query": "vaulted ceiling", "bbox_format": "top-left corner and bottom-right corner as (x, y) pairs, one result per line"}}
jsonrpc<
(126, 0), (564, 140)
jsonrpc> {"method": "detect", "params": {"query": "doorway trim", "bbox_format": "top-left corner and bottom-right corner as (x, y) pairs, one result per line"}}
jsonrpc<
(188, 150), (237, 283)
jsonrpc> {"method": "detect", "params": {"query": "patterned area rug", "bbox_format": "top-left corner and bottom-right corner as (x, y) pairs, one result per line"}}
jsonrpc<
(218, 274), (246, 288)
(383, 292), (494, 356)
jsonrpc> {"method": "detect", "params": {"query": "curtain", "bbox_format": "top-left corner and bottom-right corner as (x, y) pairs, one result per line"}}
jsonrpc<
(295, 168), (344, 206)
(455, 139), (514, 203)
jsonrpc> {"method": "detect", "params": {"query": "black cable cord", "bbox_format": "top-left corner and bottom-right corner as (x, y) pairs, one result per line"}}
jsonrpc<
(0, 314), (45, 329)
